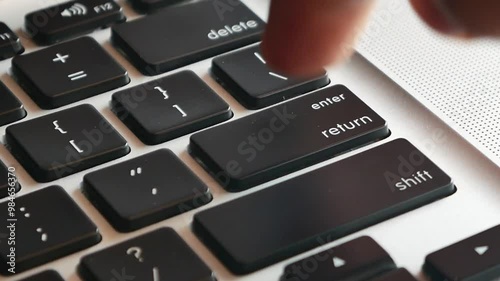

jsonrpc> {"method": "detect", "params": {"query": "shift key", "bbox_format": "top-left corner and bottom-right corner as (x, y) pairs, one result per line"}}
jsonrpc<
(193, 139), (455, 274)
(189, 85), (390, 191)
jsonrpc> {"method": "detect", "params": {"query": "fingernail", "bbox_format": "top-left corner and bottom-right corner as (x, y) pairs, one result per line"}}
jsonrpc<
(430, 0), (468, 36)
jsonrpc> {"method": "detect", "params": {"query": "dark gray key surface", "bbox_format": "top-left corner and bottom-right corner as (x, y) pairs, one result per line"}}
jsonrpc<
(189, 85), (390, 191)
(0, 22), (24, 60)
(424, 225), (500, 281)
(18, 270), (64, 281)
(79, 228), (215, 281)
(6, 104), (130, 182)
(0, 160), (20, 200)
(212, 45), (330, 109)
(112, 70), (233, 145)
(129, 0), (185, 13)
(371, 268), (418, 281)
(0, 81), (26, 126)
(25, 0), (125, 45)
(0, 186), (101, 275)
(193, 139), (455, 274)
(112, 0), (265, 75)
(83, 149), (212, 232)
(12, 37), (129, 109)
(282, 236), (396, 281)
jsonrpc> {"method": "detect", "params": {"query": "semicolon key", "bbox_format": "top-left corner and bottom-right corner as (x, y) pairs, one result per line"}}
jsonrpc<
(0, 186), (101, 275)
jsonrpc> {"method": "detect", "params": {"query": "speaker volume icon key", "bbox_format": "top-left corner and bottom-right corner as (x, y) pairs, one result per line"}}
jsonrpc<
(61, 3), (88, 17)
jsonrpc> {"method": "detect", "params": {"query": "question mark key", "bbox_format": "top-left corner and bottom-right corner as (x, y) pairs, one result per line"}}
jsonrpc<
(79, 228), (215, 281)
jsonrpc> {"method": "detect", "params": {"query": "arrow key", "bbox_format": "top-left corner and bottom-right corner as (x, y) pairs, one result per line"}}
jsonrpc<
(282, 236), (396, 281)
(424, 225), (500, 281)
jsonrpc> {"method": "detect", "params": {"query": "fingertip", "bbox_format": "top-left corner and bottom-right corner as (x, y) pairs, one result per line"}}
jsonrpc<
(261, 0), (374, 77)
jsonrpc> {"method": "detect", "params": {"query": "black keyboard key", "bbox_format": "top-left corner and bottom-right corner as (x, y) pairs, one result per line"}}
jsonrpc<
(282, 237), (396, 281)
(12, 37), (129, 109)
(193, 139), (455, 274)
(0, 81), (26, 126)
(112, 0), (265, 75)
(371, 269), (418, 281)
(0, 186), (101, 275)
(189, 85), (390, 191)
(79, 228), (215, 281)
(6, 104), (130, 182)
(130, 0), (185, 13)
(424, 225), (500, 281)
(18, 270), (64, 281)
(0, 161), (20, 200)
(112, 70), (233, 145)
(0, 22), (24, 60)
(213, 45), (330, 109)
(25, 0), (126, 45)
(83, 149), (212, 232)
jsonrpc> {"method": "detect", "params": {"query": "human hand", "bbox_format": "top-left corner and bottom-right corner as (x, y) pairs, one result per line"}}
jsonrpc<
(261, 0), (500, 76)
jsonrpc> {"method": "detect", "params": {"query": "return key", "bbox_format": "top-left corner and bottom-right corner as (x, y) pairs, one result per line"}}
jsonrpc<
(189, 85), (389, 191)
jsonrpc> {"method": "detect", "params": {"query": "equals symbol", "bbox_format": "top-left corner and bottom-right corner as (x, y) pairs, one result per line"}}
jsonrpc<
(68, 70), (87, 81)
(130, 167), (142, 177)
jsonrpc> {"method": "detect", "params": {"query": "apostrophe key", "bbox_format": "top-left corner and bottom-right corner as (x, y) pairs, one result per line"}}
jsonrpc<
(0, 81), (26, 126)
(212, 45), (330, 109)
(12, 37), (129, 109)
(83, 149), (212, 232)
(0, 186), (101, 275)
(112, 70), (233, 145)
(0, 22), (24, 60)
(18, 270), (65, 281)
(424, 225), (500, 281)
(6, 104), (130, 182)
(282, 237), (396, 281)
(25, 0), (126, 45)
(79, 228), (216, 281)
(112, 0), (265, 75)
(189, 85), (390, 191)
(129, 0), (185, 13)
(193, 139), (455, 274)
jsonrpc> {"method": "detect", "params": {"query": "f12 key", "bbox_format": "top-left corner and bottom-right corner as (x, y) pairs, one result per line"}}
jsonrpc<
(25, 0), (126, 45)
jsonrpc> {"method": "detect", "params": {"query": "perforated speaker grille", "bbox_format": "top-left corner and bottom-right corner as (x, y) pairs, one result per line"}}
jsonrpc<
(356, 0), (500, 160)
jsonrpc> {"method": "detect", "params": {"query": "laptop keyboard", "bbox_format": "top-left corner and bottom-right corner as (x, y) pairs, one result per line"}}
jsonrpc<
(0, 0), (498, 280)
